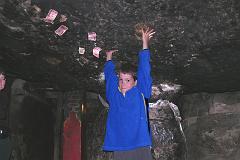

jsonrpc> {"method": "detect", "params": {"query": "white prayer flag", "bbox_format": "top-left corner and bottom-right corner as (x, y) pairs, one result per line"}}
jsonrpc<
(78, 47), (85, 55)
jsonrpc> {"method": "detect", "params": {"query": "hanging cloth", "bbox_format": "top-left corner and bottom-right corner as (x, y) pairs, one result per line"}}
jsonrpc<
(63, 111), (81, 160)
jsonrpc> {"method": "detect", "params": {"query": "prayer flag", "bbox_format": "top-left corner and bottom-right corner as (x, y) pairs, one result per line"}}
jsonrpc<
(93, 47), (102, 58)
(55, 25), (68, 36)
(78, 47), (85, 55)
(0, 74), (6, 91)
(43, 9), (58, 24)
(88, 32), (96, 41)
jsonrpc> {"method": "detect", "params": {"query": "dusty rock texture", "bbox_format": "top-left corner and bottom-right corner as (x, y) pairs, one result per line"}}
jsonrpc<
(180, 92), (240, 160)
(86, 99), (184, 160)
(0, 0), (240, 93)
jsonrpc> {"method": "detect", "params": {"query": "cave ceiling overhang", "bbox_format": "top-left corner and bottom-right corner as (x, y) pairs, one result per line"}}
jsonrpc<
(0, 0), (240, 94)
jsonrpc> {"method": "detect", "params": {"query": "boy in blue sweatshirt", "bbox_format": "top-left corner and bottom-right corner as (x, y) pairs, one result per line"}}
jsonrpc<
(103, 28), (155, 160)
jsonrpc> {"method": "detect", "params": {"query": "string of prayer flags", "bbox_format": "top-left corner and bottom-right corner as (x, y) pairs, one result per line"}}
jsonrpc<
(55, 25), (68, 36)
(42, 9), (114, 60)
(93, 47), (102, 58)
(78, 47), (85, 55)
(88, 32), (97, 41)
(43, 9), (58, 24)
(0, 73), (6, 91)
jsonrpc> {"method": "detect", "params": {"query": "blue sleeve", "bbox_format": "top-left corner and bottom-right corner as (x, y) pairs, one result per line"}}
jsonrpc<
(104, 60), (118, 101)
(136, 49), (152, 99)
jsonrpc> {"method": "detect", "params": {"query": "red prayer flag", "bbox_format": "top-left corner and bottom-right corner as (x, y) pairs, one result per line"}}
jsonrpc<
(55, 25), (68, 36)
(88, 32), (96, 41)
(93, 47), (102, 58)
(43, 9), (58, 24)
(0, 73), (6, 91)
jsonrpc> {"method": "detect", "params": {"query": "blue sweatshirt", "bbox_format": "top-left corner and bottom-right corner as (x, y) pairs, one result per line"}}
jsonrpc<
(103, 49), (152, 151)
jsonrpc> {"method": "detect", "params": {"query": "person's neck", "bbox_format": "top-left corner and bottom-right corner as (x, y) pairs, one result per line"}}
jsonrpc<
(121, 91), (126, 96)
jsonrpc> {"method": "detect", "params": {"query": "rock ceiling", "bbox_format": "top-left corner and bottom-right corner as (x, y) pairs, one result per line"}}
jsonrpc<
(0, 0), (240, 94)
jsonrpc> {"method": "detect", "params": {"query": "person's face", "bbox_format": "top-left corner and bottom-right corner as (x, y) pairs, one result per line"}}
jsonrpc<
(119, 72), (135, 94)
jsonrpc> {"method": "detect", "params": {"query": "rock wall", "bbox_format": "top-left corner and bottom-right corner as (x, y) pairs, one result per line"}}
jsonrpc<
(0, 74), (12, 160)
(86, 98), (185, 160)
(179, 92), (240, 160)
(149, 100), (185, 160)
(8, 79), (55, 160)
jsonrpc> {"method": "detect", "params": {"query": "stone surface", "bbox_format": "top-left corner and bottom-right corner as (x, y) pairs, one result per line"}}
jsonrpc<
(1, 0), (240, 159)
(0, 0), (240, 94)
(86, 99), (185, 160)
(180, 91), (240, 160)
(8, 79), (55, 160)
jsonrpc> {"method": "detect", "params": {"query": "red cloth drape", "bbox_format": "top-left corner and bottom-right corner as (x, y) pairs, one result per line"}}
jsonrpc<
(63, 111), (81, 160)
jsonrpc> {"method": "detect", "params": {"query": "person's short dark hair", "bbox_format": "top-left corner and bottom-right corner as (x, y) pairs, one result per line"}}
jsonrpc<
(118, 62), (137, 80)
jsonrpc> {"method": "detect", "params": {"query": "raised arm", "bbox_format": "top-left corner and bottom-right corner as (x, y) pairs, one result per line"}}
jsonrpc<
(137, 28), (155, 98)
(142, 27), (155, 50)
(104, 50), (118, 101)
